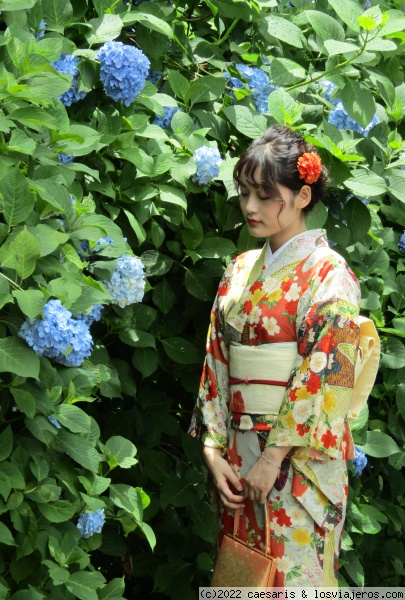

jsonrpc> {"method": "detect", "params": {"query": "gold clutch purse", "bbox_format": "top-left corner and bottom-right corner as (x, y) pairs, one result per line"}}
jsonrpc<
(211, 502), (277, 588)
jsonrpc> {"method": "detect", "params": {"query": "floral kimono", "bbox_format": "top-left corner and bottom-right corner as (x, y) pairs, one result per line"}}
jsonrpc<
(189, 229), (361, 587)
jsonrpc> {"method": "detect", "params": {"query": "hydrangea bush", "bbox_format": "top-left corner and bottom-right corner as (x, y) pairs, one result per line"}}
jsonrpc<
(0, 0), (404, 597)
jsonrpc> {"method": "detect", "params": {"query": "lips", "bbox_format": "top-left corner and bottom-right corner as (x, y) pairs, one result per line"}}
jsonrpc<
(247, 219), (261, 226)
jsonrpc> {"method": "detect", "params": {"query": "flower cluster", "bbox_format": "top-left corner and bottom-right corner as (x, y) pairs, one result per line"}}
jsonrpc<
(77, 509), (105, 539)
(34, 19), (46, 40)
(321, 79), (380, 136)
(352, 446), (367, 476)
(50, 54), (87, 107)
(236, 63), (278, 114)
(58, 154), (74, 164)
(19, 299), (100, 367)
(73, 304), (104, 327)
(106, 254), (146, 308)
(98, 41), (150, 106)
(398, 231), (405, 254)
(192, 146), (222, 185)
(297, 152), (323, 184)
(153, 106), (182, 128)
(147, 68), (162, 85)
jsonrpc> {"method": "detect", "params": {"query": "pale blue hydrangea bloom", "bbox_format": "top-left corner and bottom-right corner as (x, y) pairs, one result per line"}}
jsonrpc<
(320, 79), (339, 104)
(73, 304), (104, 327)
(153, 106), (182, 128)
(58, 154), (74, 164)
(51, 54), (87, 107)
(106, 254), (146, 308)
(77, 509), (105, 539)
(398, 231), (405, 254)
(34, 19), (46, 40)
(48, 416), (61, 429)
(255, 82), (279, 114)
(98, 41), (150, 106)
(192, 146), (222, 185)
(328, 102), (379, 136)
(223, 72), (244, 99)
(235, 64), (278, 114)
(19, 299), (93, 367)
(352, 446), (367, 476)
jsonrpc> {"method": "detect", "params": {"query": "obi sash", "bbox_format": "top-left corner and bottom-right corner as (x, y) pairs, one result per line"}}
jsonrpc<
(228, 317), (380, 420)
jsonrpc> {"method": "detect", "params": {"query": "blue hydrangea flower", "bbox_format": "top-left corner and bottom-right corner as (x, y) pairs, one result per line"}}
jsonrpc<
(19, 299), (93, 367)
(255, 82), (279, 115)
(106, 254), (146, 308)
(147, 68), (162, 85)
(73, 304), (104, 326)
(77, 509), (105, 539)
(48, 416), (61, 429)
(98, 41), (150, 106)
(328, 102), (379, 136)
(153, 106), (182, 128)
(51, 54), (87, 107)
(223, 72), (244, 99)
(235, 64), (277, 113)
(34, 19), (46, 40)
(352, 446), (367, 476)
(58, 154), (74, 164)
(398, 230), (405, 254)
(363, 0), (373, 8)
(192, 146), (222, 185)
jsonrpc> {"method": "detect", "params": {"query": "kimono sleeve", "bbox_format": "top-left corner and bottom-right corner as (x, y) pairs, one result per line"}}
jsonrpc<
(188, 263), (235, 450)
(265, 255), (361, 458)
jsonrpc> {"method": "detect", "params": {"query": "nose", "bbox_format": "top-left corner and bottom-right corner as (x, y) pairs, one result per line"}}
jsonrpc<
(244, 192), (259, 215)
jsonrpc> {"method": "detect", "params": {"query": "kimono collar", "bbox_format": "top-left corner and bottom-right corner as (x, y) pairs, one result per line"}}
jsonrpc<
(264, 229), (328, 273)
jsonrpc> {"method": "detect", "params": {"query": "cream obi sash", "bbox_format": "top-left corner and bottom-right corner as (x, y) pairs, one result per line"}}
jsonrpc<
(228, 317), (380, 419)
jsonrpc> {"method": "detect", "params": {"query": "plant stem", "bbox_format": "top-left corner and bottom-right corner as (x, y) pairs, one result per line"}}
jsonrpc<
(0, 271), (23, 291)
(216, 18), (239, 46)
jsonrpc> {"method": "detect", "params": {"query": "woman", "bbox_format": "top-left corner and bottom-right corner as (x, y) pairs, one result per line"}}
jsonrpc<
(189, 125), (370, 587)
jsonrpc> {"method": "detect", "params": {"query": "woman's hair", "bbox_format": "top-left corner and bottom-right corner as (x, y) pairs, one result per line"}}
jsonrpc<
(233, 125), (329, 213)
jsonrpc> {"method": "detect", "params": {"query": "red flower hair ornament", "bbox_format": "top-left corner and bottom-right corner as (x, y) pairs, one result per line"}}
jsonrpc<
(297, 151), (322, 185)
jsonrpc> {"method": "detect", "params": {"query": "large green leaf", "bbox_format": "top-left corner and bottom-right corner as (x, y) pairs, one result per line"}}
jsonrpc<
(259, 14), (305, 48)
(185, 269), (213, 302)
(0, 168), (35, 227)
(194, 237), (237, 258)
(305, 10), (345, 42)
(0, 338), (40, 380)
(65, 572), (106, 600)
(41, 0), (73, 27)
(357, 431), (400, 457)
(342, 197), (371, 243)
(328, 0), (362, 32)
(103, 436), (137, 469)
(109, 484), (143, 521)
(222, 105), (267, 139)
(0, 426), (13, 462)
(131, 348), (159, 378)
(381, 337), (405, 369)
(37, 500), (78, 523)
(340, 81), (376, 128)
(11, 228), (41, 280)
(85, 15), (123, 45)
(57, 405), (92, 434)
(267, 89), (302, 126)
(344, 170), (386, 197)
(270, 58), (306, 86)
(12, 290), (45, 320)
(55, 430), (102, 472)
(160, 337), (200, 364)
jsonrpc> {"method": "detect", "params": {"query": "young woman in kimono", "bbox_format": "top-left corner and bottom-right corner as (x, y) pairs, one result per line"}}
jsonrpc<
(189, 125), (366, 587)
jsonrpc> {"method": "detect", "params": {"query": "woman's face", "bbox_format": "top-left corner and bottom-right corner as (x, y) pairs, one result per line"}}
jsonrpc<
(238, 167), (309, 251)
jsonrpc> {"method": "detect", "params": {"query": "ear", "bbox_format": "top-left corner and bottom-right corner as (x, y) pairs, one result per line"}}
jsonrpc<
(296, 185), (312, 210)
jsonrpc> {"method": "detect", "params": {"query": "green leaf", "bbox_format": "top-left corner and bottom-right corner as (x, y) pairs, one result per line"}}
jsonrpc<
(342, 197), (371, 243)
(29, 225), (69, 257)
(0, 167), (35, 227)
(194, 236), (237, 258)
(267, 89), (302, 126)
(7, 107), (59, 131)
(305, 10), (345, 42)
(343, 551), (364, 586)
(258, 14), (305, 48)
(344, 170), (386, 198)
(11, 388), (36, 419)
(381, 337), (405, 369)
(0, 338), (40, 379)
(41, 0), (73, 27)
(358, 431), (400, 457)
(159, 184), (187, 210)
(0, 522), (16, 546)
(396, 384), (405, 420)
(98, 578), (126, 600)
(188, 501), (217, 543)
(123, 208), (147, 245)
(55, 430), (102, 472)
(270, 58), (306, 86)
(305, 201), (328, 230)
(340, 81), (376, 128)
(328, 0), (363, 33)
(85, 15), (123, 45)
(10, 228), (41, 280)
(387, 170), (405, 203)
(131, 348), (159, 378)
(57, 405), (92, 434)
(12, 290), (45, 320)
(65, 572), (106, 600)
(185, 269), (213, 302)
(119, 329), (156, 349)
(103, 436), (137, 469)
(37, 500), (78, 523)
(160, 476), (200, 509)
(324, 40), (360, 57)
(160, 337), (200, 364)
(110, 484), (143, 521)
(7, 129), (36, 155)
(167, 70), (190, 101)
(0, 0), (37, 8)
(152, 279), (175, 315)
(222, 105), (267, 139)
(121, 6), (174, 39)
(0, 426), (13, 461)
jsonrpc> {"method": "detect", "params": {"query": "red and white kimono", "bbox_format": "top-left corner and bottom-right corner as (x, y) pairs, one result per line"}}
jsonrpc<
(190, 228), (362, 587)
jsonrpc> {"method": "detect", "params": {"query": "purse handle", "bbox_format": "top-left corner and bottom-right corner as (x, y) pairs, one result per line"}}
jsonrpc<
(233, 501), (271, 556)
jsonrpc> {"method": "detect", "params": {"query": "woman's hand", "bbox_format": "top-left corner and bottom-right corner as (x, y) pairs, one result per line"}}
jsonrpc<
(244, 447), (292, 505)
(202, 446), (245, 510)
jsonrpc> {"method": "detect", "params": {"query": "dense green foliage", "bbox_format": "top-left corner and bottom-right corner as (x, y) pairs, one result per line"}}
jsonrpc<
(0, 0), (405, 597)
